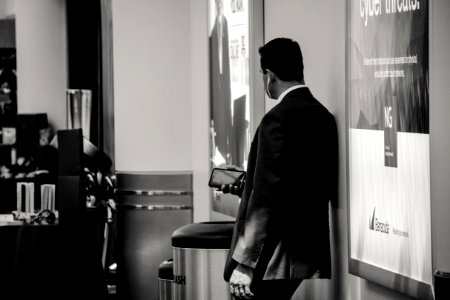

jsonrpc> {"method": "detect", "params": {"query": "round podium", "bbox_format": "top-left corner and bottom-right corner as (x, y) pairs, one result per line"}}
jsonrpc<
(171, 221), (235, 300)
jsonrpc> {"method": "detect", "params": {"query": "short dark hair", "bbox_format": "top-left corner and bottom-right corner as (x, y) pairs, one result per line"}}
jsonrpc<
(259, 38), (304, 82)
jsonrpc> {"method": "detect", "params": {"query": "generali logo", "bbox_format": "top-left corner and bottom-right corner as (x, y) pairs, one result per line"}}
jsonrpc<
(369, 207), (390, 234)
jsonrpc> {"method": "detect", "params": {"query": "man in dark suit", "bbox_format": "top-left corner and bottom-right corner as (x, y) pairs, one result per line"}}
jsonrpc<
(223, 38), (338, 299)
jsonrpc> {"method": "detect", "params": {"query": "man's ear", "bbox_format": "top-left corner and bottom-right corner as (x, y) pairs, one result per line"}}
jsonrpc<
(266, 69), (276, 83)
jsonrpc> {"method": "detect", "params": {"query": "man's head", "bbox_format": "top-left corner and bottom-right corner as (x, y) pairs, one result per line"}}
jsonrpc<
(259, 38), (304, 99)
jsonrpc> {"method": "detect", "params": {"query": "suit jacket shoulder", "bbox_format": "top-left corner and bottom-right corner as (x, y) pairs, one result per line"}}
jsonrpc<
(270, 88), (331, 117)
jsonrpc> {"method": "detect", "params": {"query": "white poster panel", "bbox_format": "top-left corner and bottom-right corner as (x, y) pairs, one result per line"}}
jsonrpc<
(350, 130), (431, 283)
(348, 0), (432, 294)
(208, 0), (251, 217)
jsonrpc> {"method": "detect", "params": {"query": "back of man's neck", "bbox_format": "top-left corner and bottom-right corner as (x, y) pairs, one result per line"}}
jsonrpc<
(276, 81), (304, 96)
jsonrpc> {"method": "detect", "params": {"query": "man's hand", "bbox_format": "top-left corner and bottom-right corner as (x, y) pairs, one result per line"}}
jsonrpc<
(218, 165), (245, 197)
(220, 182), (244, 197)
(229, 264), (254, 299)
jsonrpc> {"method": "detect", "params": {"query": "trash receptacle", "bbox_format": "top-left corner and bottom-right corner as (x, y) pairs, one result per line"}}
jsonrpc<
(435, 270), (450, 299)
(158, 259), (174, 300)
(171, 221), (235, 300)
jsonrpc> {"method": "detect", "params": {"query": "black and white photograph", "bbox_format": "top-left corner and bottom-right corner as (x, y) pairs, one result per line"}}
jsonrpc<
(0, 0), (449, 300)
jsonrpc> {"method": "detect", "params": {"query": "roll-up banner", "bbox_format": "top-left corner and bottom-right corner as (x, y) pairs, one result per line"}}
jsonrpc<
(209, 0), (251, 217)
(348, 0), (432, 295)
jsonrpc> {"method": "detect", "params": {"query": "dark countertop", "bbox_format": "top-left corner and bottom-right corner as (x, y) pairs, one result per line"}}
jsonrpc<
(0, 217), (108, 300)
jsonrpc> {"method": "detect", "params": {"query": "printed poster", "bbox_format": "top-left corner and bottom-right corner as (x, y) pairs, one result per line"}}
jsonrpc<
(209, 0), (250, 216)
(349, 0), (431, 285)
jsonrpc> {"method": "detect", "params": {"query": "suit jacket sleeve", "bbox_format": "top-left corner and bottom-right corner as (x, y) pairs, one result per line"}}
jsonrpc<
(232, 112), (285, 268)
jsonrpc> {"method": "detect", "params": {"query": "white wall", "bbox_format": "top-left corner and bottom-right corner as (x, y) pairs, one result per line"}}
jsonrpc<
(0, 0), (15, 18)
(15, 0), (67, 131)
(190, 0), (210, 222)
(113, 0), (193, 172)
(112, 0), (211, 221)
(263, 1), (344, 115)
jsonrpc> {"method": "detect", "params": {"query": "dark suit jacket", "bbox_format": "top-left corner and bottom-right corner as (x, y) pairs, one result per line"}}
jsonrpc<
(224, 87), (338, 284)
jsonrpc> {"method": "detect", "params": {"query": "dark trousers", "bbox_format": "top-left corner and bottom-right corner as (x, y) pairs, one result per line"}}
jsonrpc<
(235, 279), (302, 300)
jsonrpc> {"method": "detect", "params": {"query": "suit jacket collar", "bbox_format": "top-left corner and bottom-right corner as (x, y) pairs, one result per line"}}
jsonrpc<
(276, 86), (316, 109)
(277, 84), (307, 102)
